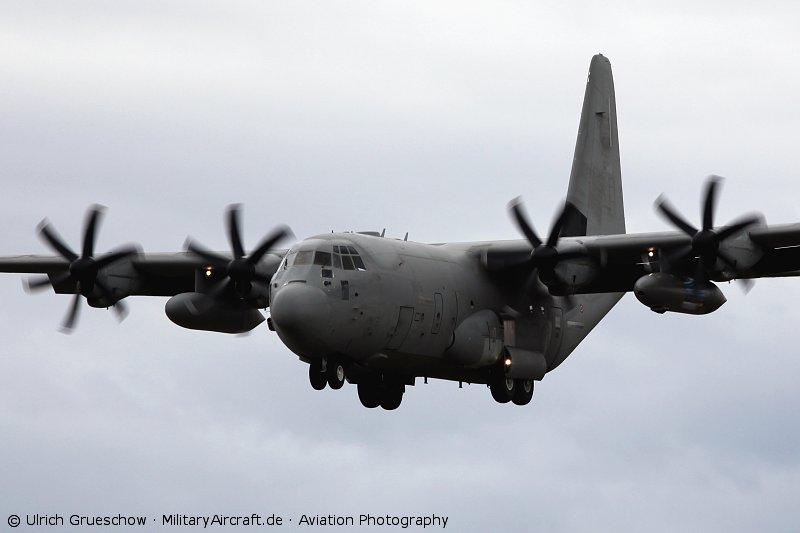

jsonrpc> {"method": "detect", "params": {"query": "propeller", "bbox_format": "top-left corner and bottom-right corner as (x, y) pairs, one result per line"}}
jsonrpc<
(26, 205), (139, 332)
(185, 204), (293, 299)
(508, 197), (589, 292)
(655, 175), (759, 290)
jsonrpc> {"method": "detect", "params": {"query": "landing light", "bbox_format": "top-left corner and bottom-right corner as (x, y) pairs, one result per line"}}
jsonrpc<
(647, 249), (655, 258)
(504, 356), (512, 367)
(205, 267), (214, 277)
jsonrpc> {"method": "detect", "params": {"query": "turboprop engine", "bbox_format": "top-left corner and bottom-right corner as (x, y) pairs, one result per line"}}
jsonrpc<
(165, 292), (265, 334)
(634, 273), (726, 315)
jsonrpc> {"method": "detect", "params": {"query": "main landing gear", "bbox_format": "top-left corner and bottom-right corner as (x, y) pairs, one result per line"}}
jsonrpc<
(489, 368), (534, 406)
(356, 375), (405, 410)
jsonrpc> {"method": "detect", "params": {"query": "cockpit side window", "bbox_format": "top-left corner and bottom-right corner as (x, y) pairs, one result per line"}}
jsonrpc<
(294, 250), (313, 266)
(283, 251), (296, 269)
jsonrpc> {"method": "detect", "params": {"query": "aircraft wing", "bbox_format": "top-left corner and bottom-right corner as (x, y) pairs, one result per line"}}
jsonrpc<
(0, 251), (288, 297)
(479, 222), (800, 294)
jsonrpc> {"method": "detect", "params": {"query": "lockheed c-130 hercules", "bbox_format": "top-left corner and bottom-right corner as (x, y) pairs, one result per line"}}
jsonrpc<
(3, 55), (799, 410)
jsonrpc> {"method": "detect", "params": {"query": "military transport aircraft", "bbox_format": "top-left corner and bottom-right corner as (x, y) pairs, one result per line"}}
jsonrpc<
(2, 55), (799, 410)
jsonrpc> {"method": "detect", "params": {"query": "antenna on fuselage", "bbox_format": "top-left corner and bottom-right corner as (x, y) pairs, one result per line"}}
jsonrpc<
(403, 232), (408, 241)
(380, 228), (385, 237)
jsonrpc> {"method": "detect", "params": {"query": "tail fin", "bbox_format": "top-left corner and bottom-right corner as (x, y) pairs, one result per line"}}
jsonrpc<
(547, 55), (626, 372)
(563, 54), (625, 237)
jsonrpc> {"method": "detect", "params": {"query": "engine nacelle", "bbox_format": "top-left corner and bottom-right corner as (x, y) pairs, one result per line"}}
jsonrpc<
(634, 273), (726, 315)
(553, 242), (596, 289)
(165, 292), (265, 334)
(445, 309), (504, 367)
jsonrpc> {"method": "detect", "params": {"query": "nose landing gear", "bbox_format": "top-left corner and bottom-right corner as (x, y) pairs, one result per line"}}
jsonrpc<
(308, 356), (346, 391)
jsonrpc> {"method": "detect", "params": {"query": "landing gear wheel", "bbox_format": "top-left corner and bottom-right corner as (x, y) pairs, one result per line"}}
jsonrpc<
(326, 358), (346, 390)
(512, 379), (534, 406)
(309, 362), (327, 391)
(357, 381), (381, 408)
(490, 374), (515, 404)
(380, 382), (404, 411)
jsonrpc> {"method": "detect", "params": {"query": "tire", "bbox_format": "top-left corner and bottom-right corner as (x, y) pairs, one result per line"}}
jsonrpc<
(326, 358), (346, 390)
(490, 374), (515, 404)
(309, 362), (327, 391)
(357, 381), (381, 408)
(380, 383), (404, 411)
(512, 379), (534, 406)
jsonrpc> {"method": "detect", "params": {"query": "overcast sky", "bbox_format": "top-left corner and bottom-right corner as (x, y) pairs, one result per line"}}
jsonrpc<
(2, 1), (800, 532)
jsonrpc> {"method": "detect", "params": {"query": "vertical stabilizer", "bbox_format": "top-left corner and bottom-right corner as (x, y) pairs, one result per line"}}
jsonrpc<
(548, 55), (625, 372)
(563, 54), (625, 237)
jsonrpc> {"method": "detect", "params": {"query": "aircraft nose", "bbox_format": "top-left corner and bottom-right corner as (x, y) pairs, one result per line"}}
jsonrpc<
(270, 282), (331, 356)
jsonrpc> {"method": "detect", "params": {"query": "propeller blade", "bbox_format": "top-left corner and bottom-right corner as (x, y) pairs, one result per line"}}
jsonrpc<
(522, 267), (546, 297)
(660, 244), (694, 273)
(111, 299), (129, 321)
(186, 240), (230, 268)
(226, 204), (245, 260)
(546, 204), (570, 248)
(715, 215), (760, 241)
(26, 271), (73, 293)
(509, 198), (542, 249)
(38, 221), (79, 262)
(656, 194), (697, 237)
(82, 205), (105, 258)
(95, 246), (139, 268)
(60, 290), (82, 332)
(737, 278), (755, 294)
(25, 275), (55, 292)
(208, 278), (234, 300)
(248, 225), (293, 265)
(655, 196), (698, 237)
(95, 278), (128, 322)
(702, 176), (721, 231)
